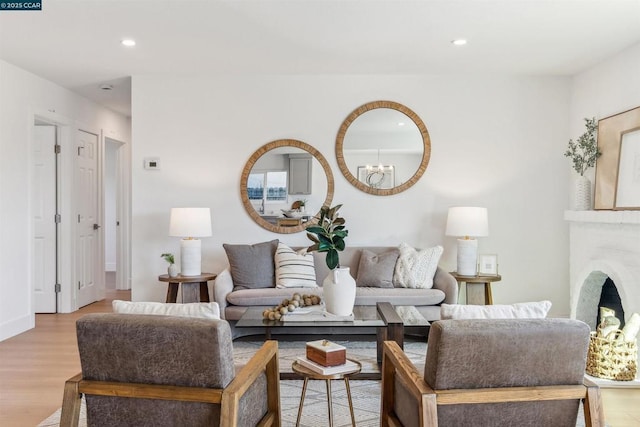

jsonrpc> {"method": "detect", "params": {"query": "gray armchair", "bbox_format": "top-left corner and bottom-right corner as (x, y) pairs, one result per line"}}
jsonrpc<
(381, 318), (605, 427)
(60, 313), (280, 426)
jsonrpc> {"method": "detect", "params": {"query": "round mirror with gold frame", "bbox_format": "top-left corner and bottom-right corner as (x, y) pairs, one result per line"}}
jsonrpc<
(241, 139), (334, 234)
(336, 100), (431, 195)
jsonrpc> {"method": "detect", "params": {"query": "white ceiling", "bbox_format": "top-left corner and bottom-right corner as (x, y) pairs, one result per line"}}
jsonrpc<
(1, 0), (639, 117)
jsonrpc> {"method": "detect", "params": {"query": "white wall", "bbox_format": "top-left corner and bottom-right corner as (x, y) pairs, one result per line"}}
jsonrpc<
(131, 74), (574, 315)
(569, 42), (640, 191)
(0, 60), (130, 340)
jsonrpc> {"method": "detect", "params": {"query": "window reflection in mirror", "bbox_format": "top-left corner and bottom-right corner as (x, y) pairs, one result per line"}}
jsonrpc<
(241, 140), (334, 234)
(336, 101), (431, 196)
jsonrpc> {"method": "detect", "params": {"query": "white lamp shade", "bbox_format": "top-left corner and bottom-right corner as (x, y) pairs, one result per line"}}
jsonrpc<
(445, 207), (489, 238)
(169, 208), (212, 238)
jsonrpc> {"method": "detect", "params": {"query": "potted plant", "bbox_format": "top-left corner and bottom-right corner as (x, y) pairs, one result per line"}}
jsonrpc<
(306, 204), (354, 316)
(564, 117), (601, 210)
(161, 253), (178, 277)
(294, 199), (308, 213)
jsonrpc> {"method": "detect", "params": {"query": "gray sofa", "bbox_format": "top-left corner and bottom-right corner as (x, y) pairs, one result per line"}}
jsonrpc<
(214, 246), (458, 323)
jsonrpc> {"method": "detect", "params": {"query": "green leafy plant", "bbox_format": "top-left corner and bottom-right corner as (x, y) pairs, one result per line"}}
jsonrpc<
(564, 117), (601, 176)
(306, 204), (348, 270)
(160, 253), (175, 265)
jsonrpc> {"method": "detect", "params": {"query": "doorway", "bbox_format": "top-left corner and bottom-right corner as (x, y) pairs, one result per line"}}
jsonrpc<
(104, 137), (128, 290)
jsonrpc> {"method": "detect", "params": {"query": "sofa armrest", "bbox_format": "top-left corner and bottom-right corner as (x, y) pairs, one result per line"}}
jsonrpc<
(214, 268), (234, 320)
(433, 267), (458, 304)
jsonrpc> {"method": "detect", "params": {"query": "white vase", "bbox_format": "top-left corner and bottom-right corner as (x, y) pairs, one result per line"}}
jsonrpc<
(168, 264), (179, 278)
(322, 267), (356, 316)
(574, 175), (592, 211)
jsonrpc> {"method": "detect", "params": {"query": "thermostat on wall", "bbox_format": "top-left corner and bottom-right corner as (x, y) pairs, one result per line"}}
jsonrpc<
(144, 157), (160, 170)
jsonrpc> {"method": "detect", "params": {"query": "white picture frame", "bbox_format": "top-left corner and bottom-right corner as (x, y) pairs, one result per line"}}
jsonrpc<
(478, 254), (498, 275)
(614, 128), (640, 210)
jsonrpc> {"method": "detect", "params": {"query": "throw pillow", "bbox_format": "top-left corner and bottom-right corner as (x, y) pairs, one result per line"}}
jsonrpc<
(112, 300), (221, 319)
(356, 249), (399, 288)
(223, 239), (278, 290)
(440, 300), (552, 320)
(275, 243), (318, 288)
(393, 243), (443, 289)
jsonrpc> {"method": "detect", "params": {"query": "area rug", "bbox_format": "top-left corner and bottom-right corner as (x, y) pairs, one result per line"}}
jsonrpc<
(38, 338), (598, 426)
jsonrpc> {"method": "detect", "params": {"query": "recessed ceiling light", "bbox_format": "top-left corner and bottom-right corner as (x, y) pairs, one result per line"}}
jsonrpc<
(398, 122), (405, 126)
(121, 39), (136, 47)
(451, 39), (467, 46)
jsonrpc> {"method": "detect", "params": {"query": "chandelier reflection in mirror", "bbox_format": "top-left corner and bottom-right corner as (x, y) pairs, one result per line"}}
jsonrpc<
(359, 149), (395, 189)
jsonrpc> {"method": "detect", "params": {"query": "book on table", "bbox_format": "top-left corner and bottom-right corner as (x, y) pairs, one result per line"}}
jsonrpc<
(295, 356), (359, 375)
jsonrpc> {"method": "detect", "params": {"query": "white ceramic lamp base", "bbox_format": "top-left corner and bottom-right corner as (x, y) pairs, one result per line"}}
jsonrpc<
(456, 238), (478, 276)
(180, 238), (202, 276)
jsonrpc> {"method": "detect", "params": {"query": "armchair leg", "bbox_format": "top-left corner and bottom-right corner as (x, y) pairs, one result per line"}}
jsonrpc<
(583, 382), (605, 427)
(60, 374), (83, 427)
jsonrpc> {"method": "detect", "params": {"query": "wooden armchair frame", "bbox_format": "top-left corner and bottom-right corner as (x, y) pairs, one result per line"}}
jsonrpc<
(60, 340), (281, 427)
(380, 340), (605, 427)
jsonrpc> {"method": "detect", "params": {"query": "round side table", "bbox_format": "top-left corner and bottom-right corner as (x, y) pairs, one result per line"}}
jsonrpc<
(292, 359), (361, 427)
(158, 273), (217, 303)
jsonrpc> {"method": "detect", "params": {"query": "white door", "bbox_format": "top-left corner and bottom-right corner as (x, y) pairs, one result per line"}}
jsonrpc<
(32, 125), (58, 313)
(76, 130), (101, 307)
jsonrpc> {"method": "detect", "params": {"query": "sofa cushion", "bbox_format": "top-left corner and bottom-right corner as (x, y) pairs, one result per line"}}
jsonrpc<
(112, 300), (221, 319)
(354, 287), (446, 306)
(223, 239), (278, 290)
(226, 287), (446, 309)
(356, 249), (399, 288)
(227, 287), (323, 307)
(440, 300), (552, 319)
(393, 243), (443, 289)
(275, 243), (318, 288)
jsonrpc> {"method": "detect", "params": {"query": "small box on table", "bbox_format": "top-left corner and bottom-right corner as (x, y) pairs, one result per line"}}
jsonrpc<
(306, 340), (346, 367)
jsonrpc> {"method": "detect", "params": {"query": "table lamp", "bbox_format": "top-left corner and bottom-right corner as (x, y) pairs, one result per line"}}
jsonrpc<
(169, 207), (212, 276)
(445, 207), (488, 276)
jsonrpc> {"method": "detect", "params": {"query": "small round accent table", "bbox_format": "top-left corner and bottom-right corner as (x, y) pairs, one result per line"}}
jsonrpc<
(158, 273), (217, 303)
(292, 359), (361, 427)
(450, 272), (502, 305)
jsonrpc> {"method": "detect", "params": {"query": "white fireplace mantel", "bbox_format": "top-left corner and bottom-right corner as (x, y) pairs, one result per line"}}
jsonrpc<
(564, 210), (640, 225)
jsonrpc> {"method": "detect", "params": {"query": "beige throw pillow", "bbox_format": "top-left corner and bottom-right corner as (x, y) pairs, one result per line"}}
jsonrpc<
(112, 300), (221, 319)
(223, 239), (278, 290)
(440, 301), (552, 320)
(393, 243), (443, 289)
(356, 249), (399, 288)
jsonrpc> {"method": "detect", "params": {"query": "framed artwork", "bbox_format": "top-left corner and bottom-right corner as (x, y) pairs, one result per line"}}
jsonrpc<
(478, 254), (498, 276)
(357, 166), (395, 189)
(614, 128), (640, 209)
(594, 106), (640, 210)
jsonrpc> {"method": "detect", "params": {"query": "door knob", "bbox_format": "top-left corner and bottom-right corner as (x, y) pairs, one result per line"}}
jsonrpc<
(93, 224), (101, 230)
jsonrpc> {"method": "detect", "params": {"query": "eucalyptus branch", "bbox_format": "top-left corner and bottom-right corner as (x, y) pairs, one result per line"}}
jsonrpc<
(564, 117), (601, 176)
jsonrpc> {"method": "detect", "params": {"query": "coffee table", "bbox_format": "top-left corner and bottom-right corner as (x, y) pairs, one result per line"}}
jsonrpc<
(235, 302), (429, 377)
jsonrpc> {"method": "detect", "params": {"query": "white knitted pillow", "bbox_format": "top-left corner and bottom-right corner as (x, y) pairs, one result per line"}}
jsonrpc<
(112, 300), (220, 319)
(393, 243), (443, 289)
(275, 243), (318, 288)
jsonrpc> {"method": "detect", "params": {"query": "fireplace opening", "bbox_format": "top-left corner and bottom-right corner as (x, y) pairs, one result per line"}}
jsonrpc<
(595, 278), (625, 329)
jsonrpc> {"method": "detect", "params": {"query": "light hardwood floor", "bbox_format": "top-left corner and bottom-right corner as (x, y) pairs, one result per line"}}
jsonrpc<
(1, 290), (639, 426)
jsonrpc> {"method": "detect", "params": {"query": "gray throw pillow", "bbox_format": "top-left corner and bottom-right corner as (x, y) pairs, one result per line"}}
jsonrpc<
(223, 239), (278, 290)
(356, 249), (399, 288)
